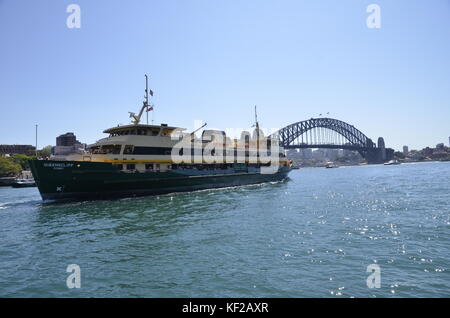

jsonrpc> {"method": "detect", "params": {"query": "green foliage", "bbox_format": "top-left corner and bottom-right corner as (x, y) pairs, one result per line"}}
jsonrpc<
(10, 154), (35, 170)
(0, 156), (22, 177)
(38, 145), (52, 158)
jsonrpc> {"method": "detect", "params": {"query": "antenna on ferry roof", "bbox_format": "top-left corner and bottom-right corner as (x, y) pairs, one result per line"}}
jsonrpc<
(252, 105), (259, 129)
(128, 74), (152, 125)
(145, 74), (149, 125)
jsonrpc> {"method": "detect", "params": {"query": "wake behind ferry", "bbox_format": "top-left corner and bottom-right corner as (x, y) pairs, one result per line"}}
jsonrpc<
(30, 77), (292, 201)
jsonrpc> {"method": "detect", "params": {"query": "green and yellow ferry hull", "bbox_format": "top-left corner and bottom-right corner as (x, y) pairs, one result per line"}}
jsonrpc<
(29, 160), (291, 201)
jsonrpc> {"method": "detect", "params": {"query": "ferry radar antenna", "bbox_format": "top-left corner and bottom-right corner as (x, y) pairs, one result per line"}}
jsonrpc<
(254, 105), (259, 130)
(254, 105), (260, 159)
(145, 75), (149, 125)
(128, 74), (153, 125)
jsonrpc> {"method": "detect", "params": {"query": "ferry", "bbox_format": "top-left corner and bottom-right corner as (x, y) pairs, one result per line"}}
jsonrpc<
(325, 162), (339, 169)
(30, 77), (292, 201)
(384, 159), (401, 166)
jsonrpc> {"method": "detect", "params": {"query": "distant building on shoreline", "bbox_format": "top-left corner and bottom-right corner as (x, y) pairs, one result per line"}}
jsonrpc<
(403, 145), (409, 155)
(0, 144), (36, 156)
(56, 132), (78, 147)
(52, 132), (86, 156)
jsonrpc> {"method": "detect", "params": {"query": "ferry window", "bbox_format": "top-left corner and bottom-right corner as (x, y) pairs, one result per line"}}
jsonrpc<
(114, 145), (122, 154)
(100, 145), (121, 154)
(115, 164), (123, 170)
(155, 164), (160, 171)
(90, 146), (100, 154)
(145, 163), (153, 170)
(132, 146), (172, 155)
(124, 145), (134, 154)
(126, 164), (135, 170)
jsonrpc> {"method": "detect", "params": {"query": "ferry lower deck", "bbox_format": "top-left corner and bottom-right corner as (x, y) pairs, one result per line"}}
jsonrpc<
(29, 160), (291, 201)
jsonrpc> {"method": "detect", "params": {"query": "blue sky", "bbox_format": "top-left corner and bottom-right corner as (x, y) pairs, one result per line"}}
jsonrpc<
(0, 0), (449, 151)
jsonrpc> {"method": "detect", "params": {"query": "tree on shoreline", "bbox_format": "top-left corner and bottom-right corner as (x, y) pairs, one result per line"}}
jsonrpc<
(38, 145), (52, 158)
(0, 156), (22, 177)
(10, 154), (36, 170)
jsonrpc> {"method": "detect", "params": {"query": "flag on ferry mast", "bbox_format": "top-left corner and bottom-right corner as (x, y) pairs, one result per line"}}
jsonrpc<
(147, 106), (153, 112)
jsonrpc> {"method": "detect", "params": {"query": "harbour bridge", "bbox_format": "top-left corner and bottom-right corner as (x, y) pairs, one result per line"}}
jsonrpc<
(273, 117), (393, 164)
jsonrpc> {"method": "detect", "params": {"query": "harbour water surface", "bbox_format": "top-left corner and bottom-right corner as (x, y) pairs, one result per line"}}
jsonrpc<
(0, 161), (449, 297)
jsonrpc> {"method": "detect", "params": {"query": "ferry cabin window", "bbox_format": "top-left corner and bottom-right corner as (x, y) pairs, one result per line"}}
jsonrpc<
(100, 145), (121, 154)
(90, 146), (100, 154)
(138, 129), (149, 135)
(124, 145), (134, 154)
(114, 164), (123, 170)
(126, 164), (135, 170)
(145, 163), (153, 170)
(132, 147), (172, 155)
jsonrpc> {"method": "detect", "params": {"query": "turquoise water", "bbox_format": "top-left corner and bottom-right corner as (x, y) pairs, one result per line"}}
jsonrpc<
(0, 161), (449, 297)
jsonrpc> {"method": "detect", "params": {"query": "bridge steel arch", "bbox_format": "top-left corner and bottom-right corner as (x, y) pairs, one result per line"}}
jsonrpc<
(272, 117), (390, 163)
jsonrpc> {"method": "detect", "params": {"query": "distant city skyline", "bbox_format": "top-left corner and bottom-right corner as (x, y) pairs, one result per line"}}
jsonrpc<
(1, 0), (449, 151)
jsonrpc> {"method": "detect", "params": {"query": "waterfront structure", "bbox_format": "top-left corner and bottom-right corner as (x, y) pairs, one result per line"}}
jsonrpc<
(52, 132), (86, 156)
(286, 148), (313, 160)
(56, 132), (78, 146)
(403, 145), (409, 155)
(275, 117), (394, 164)
(0, 144), (36, 156)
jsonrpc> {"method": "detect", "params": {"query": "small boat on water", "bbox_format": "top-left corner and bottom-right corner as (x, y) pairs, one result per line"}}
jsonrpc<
(384, 160), (401, 166)
(325, 162), (338, 169)
(12, 179), (36, 188)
